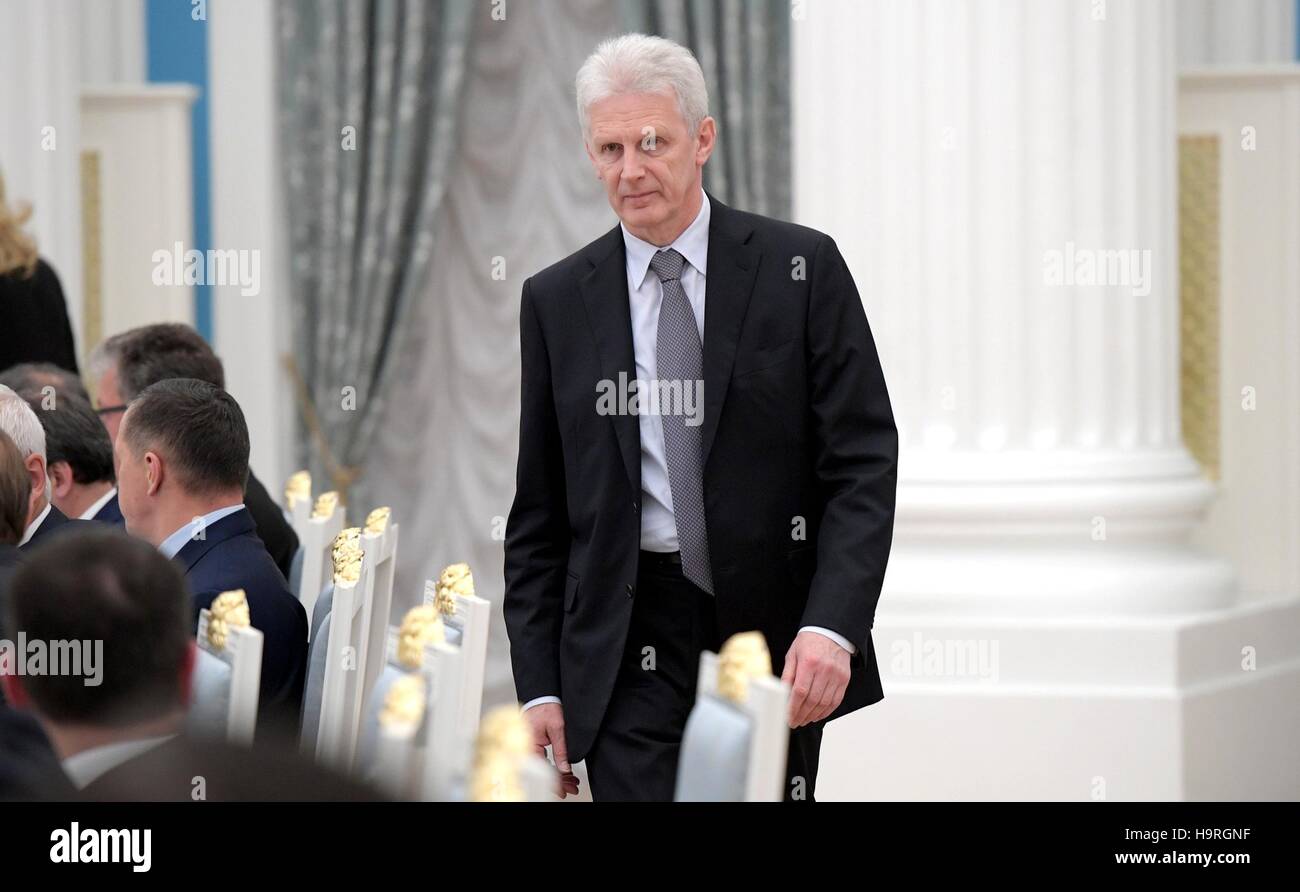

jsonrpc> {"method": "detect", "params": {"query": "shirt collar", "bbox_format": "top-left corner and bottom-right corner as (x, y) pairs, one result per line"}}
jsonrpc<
(622, 189), (710, 291)
(79, 486), (118, 521)
(18, 502), (52, 547)
(158, 503), (246, 560)
(62, 734), (175, 790)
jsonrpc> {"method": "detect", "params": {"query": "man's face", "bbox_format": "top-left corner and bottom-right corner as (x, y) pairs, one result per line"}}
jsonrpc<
(585, 91), (715, 244)
(113, 412), (153, 541)
(95, 364), (126, 443)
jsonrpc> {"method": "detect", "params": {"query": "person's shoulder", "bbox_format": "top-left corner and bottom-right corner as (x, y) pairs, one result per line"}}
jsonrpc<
(524, 223), (622, 301)
(721, 202), (832, 256)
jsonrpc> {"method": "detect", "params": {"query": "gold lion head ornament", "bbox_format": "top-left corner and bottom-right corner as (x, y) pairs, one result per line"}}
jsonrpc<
(207, 589), (251, 651)
(717, 631), (772, 705)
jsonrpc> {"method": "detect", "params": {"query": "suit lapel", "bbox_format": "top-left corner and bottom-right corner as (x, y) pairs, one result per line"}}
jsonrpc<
(579, 226), (641, 492)
(701, 194), (759, 463)
(173, 509), (255, 573)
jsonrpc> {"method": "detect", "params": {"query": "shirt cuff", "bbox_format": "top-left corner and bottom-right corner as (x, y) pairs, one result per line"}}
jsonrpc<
(799, 626), (857, 655)
(521, 695), (562, 711)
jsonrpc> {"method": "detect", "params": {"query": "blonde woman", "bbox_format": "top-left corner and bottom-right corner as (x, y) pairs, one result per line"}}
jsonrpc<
(0, 174), (78, 375)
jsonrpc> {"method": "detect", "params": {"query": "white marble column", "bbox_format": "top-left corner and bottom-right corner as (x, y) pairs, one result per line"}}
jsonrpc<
(0, 0), (84, 345)
(794, 0), (1234, 618)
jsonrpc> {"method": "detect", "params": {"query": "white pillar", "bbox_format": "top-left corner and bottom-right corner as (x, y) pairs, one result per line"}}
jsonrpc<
(794, 0), (1233, 619)
(0, 0), (84, 351)
(793, 0), (1300, 800)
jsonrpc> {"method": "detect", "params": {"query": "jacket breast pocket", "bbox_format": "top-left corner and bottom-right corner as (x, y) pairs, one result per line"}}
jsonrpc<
(733, 338), (797, 378)
(564, 571), (580, 613)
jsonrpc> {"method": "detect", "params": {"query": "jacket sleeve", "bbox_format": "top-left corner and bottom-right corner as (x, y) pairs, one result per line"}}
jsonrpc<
(502, 279), (570, 703)
(798, 235), (899, 652)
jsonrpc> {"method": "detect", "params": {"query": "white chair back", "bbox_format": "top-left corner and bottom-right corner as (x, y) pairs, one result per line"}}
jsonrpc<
(421, 573), (489, 733)
(295, 492), (346, 624)
(303, 529), (375, 772)
(358, 511), (398, 702)
(188, 602), (263, 747)
(674, 640), (791, 802)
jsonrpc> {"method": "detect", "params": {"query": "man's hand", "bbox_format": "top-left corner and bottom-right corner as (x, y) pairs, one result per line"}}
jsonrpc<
(523, 701), (579, 797)
(781, 631), (852, 728)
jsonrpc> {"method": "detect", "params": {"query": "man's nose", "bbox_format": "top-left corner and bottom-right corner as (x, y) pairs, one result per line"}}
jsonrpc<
(621, 146), (644, 180)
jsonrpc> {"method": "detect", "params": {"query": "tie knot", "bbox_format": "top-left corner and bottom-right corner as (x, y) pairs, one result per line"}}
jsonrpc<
(650, 248), (686, 282)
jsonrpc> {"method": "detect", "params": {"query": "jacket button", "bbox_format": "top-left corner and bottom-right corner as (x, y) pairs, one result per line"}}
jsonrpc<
(625, 583), (635, 598)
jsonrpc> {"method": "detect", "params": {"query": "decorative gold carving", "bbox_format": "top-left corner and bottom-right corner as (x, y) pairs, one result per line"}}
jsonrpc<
(396, 605), (445, 669)
(331, 527), (363, 585)
(80, 151), (103, 360)
(311, 490), (339, 519)
(284, 471), (311, 509)
(379, 674), (426, 732)
(208, 589), (251, 651)
(364, 506), (391, 535)
(1178, 135), (1221, 481)
(434, 562), (474, 616)
(717, 631), (772, 705)
(469, 705), (533, 802)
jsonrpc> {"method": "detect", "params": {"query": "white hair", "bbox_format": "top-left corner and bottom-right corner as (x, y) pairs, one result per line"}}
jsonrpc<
(0, 383), (45, 460)
(575, 33), (709, 142)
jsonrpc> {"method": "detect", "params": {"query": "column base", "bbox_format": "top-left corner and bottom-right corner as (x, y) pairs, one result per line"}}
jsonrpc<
(821, 596), (1300, 800)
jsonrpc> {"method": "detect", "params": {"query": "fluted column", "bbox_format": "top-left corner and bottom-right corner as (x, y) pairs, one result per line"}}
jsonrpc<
(793, 0), (1233, 616)
(1177, 0), (1296, 67)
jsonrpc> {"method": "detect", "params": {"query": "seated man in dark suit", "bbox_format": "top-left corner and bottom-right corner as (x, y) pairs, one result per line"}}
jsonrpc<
(1, 528), (374, 801)
(114, 379), (308, 738)
(0, 384), (86, 550)
(16, 389), (121, 525)
(89, 323), (299, 580)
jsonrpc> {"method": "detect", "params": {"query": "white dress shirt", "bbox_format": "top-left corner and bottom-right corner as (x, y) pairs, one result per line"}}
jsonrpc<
(522, 193), (853, 714)
(18, 502), (52, 547)
(79, 486), (118, 520)
(158, 503), (246, 559)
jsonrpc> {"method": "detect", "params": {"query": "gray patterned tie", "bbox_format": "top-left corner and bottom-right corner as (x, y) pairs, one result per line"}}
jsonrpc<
(650, 248), (714, 595)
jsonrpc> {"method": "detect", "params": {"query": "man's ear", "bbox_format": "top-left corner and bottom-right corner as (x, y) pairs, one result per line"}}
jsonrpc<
(0, 665), (30, 709)
(144, 450), (164, 497)
(47, 461), (75, 500)
(695, 116), (717, 166)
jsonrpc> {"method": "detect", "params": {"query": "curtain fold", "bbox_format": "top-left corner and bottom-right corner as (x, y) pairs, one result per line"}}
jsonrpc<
(277, 0), (475, 499)
(619, 0), (792, 218)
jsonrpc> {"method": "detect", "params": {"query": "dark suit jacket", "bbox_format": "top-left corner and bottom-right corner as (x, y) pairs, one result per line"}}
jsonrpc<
(174, 508), (308, 737)
(504, 193), (898, 762)
(0, 707), (74, 801)
(0, 259), (79, 376)
(80, 733), (382, 801)
(0, 544), (21, 704)
(91, 491), (124, 525)
(244, 470), (299, 583)
(20, 504), (89, 552)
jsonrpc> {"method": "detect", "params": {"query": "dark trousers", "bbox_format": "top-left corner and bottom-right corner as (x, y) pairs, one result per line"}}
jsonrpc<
(583, 553), (824, 801)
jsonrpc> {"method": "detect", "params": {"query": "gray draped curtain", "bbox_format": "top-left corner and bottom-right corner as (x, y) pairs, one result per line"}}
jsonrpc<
(277, 0), (475, 501)
(619, 0), (792, 217)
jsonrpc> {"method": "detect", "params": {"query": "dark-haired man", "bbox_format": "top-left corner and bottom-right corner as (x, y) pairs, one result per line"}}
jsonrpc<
(115, 378), (307, 735)
(17, 389), (120, 524)
(1, 528), (378, 801)
(90, 323), (298, 579)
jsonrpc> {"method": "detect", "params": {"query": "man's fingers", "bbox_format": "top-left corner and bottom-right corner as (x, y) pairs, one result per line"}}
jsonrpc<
(788, 658), (815, 727)
(780, 644), (797, 686)
(799, 670), (832, 727)
(549, 721), (571, 772)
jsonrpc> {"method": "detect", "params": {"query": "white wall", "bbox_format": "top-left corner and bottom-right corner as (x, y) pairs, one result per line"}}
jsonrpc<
(207, 0), (293, 489)
(0, 0), (84, 354)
